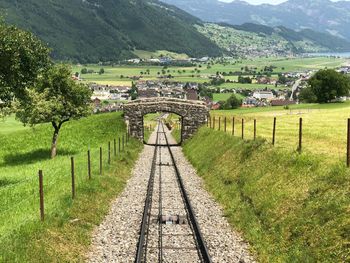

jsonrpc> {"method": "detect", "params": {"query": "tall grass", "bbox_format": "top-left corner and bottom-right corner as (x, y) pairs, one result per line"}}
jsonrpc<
(183, 128), (350, 262)
(210, 102), (350, 162)
(0, 112), (143, 261)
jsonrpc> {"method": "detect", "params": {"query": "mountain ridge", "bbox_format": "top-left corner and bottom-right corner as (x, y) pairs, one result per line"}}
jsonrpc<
(0, 0), (222, 62)
(162, 0), (350, 42)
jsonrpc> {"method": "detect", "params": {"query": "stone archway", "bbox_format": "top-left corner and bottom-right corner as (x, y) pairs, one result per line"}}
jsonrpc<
(123, 98), (209, 142)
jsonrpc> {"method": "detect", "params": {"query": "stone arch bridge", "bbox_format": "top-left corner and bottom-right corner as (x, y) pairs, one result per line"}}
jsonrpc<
(123, 98), (209, 143)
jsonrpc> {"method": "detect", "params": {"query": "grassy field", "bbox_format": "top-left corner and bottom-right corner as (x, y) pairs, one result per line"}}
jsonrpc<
(183, 129), (349, 262)
(0, 116), (29, 134)
(209, 102), (350, 161)
(143, 113), (160, 142)
(71, 56), (347, 88)
(133, 49), (189, 60)
(213, 93), (245, 101)
(0, 113), (143, 261)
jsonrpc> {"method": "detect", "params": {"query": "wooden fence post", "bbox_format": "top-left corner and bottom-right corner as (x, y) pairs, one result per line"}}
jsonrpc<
(347, 118), (350, 167)
(218, 117), (221, 131)
(254, 119), (256, 140)
(209, 116), (212, 129)
(122, 135), (125, 151)
(298, 118), (303, 153)
(272, 117), (276, 145)
(242, 119), (244, 140)
(87, 150), (91, 180)
(114, 139), (117, 157)
(99, 147), (102, 175)
(213, 117), (215, 130)
(232, 117), (235, 136)
(108, 142), (111, 165)
(71, 157), (75, 199)
(38, 170), (44, 221)
(224, 117), (227, 133)
(119, 137), (121, 153)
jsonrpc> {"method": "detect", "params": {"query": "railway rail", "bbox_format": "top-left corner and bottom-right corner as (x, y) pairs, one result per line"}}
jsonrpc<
(135, 120), (212, 263)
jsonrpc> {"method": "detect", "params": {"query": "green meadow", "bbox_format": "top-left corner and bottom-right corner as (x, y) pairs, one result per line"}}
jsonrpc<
(0, 113), (143, 261)
(210, 102), (350, 161)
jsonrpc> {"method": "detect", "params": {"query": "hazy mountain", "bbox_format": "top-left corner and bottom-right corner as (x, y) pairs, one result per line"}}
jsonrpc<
(0, 0), (222, 62)
(161, 0), (350, 42)
(198, 23), (350, 58)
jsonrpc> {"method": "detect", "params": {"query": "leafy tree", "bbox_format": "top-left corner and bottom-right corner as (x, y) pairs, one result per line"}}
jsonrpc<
(0, 23), (50, 110)
(298, 87), (317, 103)
(307, 69), (350, 103)
(15, 65), (92, 158)
(99, 68), (105, 75)
(222, 94), (241, 109)
(81, 68), (88, 74)
(238, 76), (252, 84)
(278, 74), (288, 84)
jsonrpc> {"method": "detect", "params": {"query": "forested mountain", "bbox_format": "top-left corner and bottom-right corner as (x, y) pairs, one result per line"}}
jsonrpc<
(0, 0), (222, 62)
(229, 23), (350, 52)
(162, 0), (350, 43)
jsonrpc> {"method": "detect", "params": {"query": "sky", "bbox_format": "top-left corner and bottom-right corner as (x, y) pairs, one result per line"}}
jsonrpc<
(219, 0), (347, 5)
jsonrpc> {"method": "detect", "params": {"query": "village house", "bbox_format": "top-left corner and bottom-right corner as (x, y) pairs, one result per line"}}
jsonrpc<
(89, 83), (131, 100)
(135, 80), (197, 100)
(252, 90), (274, 100)
(242, 97), (258, 107)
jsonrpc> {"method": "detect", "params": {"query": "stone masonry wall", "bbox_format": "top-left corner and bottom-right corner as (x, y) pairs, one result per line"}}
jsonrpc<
(123, 98), (209, 142)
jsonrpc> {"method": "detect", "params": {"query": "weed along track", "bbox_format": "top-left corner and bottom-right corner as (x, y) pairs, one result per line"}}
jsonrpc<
(136, 121), (211, 262)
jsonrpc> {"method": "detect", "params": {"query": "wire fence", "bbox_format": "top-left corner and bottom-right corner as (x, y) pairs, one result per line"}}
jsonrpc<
(208, 114), (350, 165)
(0, 131), (132, 242)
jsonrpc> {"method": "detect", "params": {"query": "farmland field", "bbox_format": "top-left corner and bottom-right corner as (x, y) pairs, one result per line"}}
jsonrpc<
(213, 93), (245, 101)
(71, 56), (347, 88)
(209, 102), (350, 161)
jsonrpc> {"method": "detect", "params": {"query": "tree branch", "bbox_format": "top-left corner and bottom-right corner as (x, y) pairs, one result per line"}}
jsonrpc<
(58, 118), (70, 130)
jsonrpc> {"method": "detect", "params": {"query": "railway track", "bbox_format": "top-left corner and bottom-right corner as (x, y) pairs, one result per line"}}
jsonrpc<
(135, 120), (212, 263)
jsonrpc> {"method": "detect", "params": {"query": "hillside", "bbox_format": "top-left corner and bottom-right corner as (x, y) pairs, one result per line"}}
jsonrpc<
(182, 118), (350, 261)
(0, 0), (222, 62)
(162, 0), (350, 43)
(197, 23), (350, 57)
(0, 113), (143, 261)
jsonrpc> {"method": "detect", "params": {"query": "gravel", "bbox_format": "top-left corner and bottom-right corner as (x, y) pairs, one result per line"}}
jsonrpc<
(87, 124), (255, 263)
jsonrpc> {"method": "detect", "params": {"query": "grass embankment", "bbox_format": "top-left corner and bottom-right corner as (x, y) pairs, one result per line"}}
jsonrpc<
(211, 102), (350, 161)
(183, 128), (349, 262)
(0, 112), (143, 262)
(143, 113), (160, 142)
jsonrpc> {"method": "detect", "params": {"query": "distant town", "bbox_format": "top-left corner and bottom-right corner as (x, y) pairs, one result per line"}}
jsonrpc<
(86, 62), (350, 113)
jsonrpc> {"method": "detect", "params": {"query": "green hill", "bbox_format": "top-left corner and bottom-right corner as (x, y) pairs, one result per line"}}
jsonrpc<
(0, 0), (222, 62)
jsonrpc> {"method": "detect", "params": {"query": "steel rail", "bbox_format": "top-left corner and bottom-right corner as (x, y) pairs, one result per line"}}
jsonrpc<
(135, 123), (161, 263)
(136, 120), (212, 263)
(160, 122), (212, 263)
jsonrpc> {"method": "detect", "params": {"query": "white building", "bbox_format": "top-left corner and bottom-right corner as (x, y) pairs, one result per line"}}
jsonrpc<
(252, 91), (274, 100)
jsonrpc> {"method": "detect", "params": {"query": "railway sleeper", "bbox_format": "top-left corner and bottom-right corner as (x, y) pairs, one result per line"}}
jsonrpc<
(160, 215), (187, 225)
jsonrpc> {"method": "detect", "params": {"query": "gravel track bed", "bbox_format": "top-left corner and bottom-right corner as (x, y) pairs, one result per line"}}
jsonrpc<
(145, 130), (200, 262)
(87, 131), (158, 263)
(87, 123), (255, 262)
(171, 146), (255, 263)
